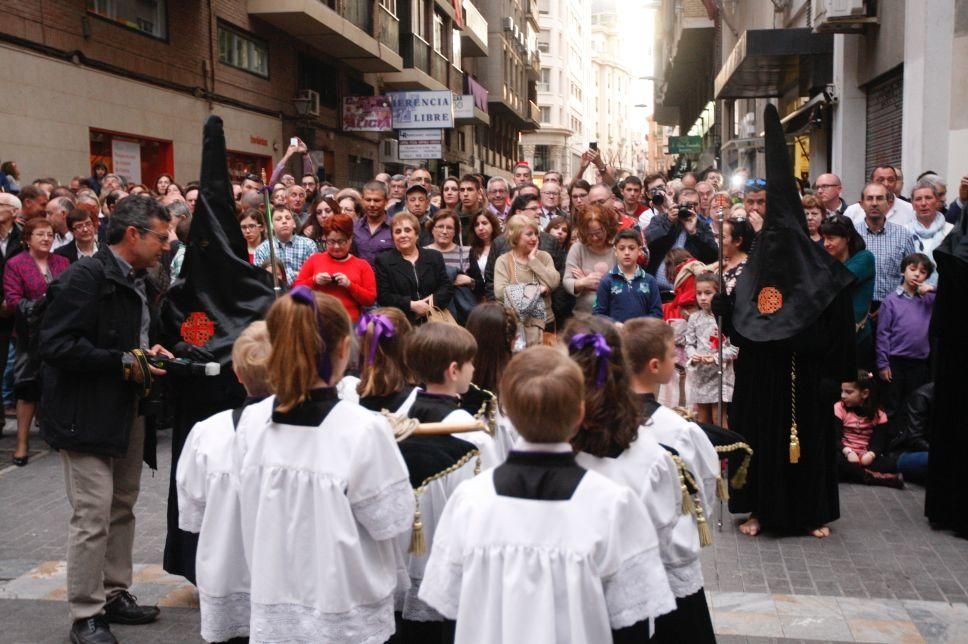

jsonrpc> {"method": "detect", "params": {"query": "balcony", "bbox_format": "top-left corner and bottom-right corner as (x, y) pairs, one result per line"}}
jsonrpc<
(524, 0), (538, 27)
(527, 100), (540, 127)
(380, 33), (450, 91)
(526, 49), (540, 80)
(247, 0), (403, 73)
(460, 0), (488, 58)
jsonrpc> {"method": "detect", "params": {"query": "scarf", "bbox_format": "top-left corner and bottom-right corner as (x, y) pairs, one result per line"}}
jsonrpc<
(913, 213), (946, 241)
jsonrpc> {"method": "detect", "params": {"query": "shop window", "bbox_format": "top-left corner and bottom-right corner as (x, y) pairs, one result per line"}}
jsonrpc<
(218, 23), (269, 78)
(534, 145), (550, 172)
(89, 129), (173, 187)
(87, 0), (167, 39)
(226, 150), (272, 183)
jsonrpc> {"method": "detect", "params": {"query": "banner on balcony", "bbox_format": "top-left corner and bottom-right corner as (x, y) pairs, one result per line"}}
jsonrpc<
(342, 96), (393, 132)
(398, 129), (443, 160)
(388, 91), (454, 129)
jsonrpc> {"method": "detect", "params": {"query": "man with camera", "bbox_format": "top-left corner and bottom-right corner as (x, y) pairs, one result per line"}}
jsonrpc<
(640, 173), (671, 230)
(645, 187), (719, 291)
(39, 194), (173, 644)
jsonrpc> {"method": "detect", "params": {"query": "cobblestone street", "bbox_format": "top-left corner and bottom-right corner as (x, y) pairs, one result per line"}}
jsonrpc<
(1, 424), (966, 643)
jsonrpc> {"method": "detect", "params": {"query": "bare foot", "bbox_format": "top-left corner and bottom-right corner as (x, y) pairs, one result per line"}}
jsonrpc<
(860, 451), (875, 466)
(739, 516), (761, 537)
(810, 525), (831, 538)
(846, 450), (859, 464)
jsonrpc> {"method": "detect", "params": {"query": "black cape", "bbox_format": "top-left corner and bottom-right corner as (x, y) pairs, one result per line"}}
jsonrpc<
(162, 116), (275, 582)
(726, 105), (855, 532)
(925, 205), (968, 536)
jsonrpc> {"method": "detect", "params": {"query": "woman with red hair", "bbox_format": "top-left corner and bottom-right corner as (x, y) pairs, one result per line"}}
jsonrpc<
(293, 213), (376, 322)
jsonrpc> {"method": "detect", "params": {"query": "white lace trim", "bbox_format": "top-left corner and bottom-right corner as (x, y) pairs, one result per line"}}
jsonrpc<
(199, 591), (250, 642)
(400, 577), (445, 622)
(666, 559), (704, 598)
(351, 478), (414, 541)
(178, 498), (205, 533)
(603, 547), (678, 629)
(251, 594), (395, 644)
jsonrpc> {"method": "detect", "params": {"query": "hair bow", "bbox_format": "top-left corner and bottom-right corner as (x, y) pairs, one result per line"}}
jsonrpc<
(568, 333), (612, 387)
(289, 286), (332, 381)
(355, 312), (396, 364)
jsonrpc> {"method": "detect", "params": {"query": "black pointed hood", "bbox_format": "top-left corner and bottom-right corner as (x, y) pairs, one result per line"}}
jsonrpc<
(163, 115), (275, 366)
(732, 104), (854, 342)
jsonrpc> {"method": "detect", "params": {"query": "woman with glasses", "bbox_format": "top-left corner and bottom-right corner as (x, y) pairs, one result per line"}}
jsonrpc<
(563, 204), (617, 314)
(292, 213), (376, 323)
(337, 194), (363, 221)
(425, 209), (482, 324)
(238, 209), (266, 264)
(302, 195), (338, 250)
(54, 209), (99, 264)
(4, 218), (70, 465)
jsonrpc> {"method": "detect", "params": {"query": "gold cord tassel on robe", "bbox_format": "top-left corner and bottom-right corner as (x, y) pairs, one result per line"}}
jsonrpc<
(695, 499), (713, 547)
(409, 499), (426, 555)
(789, 354), (800, 464)
(716, 477), (730, 502)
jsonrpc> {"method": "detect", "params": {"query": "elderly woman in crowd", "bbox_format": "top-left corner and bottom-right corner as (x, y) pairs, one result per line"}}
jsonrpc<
(4, 218), (70, 466)
(494, 214), (561, 346)
(293, 213), (375, 323)
(910, 178), (954, 286)
(424, 209), (482, 324)
(375, 211), (453, 325)
(337, 194), (363, 221)
(802, 194), (825, 246)
(563, 204), (617, 313)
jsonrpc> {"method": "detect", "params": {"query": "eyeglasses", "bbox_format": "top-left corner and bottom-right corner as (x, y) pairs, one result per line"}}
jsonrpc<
(325, 238), (349, 247)
(522, 205), (540, 211)
(863, 195), (888, 202)
(72, 221), (95, 232)
(433, 224), (455, 231)
(815, 183), (840, 190)
(136, 226), (169, 242)
(32, 231), (55, 239)
(241, 223), (262, 231)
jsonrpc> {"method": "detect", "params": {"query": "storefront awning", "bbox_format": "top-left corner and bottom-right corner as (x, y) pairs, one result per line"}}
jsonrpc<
(714, 29), (833, 99)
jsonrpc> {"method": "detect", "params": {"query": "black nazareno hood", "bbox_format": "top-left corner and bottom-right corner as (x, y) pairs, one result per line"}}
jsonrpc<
(732, 104), (854, 342)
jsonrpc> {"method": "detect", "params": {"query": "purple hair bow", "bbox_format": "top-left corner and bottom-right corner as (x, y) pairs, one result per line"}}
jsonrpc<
(289, 286), (332, 381)
(568, 333), (612, 387)
(355, 312), (396, 364)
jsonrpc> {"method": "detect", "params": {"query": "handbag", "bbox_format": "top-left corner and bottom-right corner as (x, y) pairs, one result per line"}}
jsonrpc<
(427, 296), (459, 326)
(502, 254), (547, 348)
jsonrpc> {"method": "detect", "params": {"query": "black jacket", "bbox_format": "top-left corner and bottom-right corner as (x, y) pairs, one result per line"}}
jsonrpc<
(54, 240), (98, 264)
(375, 247), (454, 324)
(38, 248), (161, 462)
(644, 213), (719, 274)
(0, 224), (23, 332)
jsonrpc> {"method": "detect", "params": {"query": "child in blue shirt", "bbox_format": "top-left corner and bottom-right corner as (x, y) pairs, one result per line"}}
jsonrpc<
(594, 229), (662, 322)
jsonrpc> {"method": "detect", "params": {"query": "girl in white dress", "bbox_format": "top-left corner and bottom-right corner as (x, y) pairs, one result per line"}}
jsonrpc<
(419, 347), (675, 644)
(234, 287), (415, 644)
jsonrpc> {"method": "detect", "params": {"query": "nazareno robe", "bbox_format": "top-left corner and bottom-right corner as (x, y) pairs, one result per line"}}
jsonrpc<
(727, 288), (856, 532)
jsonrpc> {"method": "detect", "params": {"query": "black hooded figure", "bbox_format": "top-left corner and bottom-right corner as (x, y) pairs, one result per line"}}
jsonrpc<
(924, 202), (968, 538)
(722, 104), (856, 537)
(161, 116), (275, 581)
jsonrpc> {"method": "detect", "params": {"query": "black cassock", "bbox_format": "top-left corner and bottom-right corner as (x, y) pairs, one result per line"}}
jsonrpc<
(924, 211), (968, 537)
(728, 288), (856, 533)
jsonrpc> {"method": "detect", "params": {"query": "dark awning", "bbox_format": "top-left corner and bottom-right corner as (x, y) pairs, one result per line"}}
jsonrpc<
(657, 23), (715, 129)
(714, 29), (833, 99)
(757, 91), (831, 137)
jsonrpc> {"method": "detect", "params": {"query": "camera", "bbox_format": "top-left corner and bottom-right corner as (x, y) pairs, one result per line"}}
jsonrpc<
(650, 187), (665, 207)
(677, 204), (695, 219)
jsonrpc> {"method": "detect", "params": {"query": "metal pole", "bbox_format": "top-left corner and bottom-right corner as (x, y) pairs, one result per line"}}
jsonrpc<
(714, 195), (729, 531)
(260, 169), (282, 297)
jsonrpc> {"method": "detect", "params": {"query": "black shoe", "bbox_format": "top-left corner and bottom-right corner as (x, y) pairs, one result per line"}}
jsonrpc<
(70, 616), (118, 644)
(104, 591), (160, 625)
(12, 454), (28, 466)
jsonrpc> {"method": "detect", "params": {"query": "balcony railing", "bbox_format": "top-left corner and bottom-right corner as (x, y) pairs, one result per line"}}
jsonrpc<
(403, 33), (432, 75)
(463, 0), (488, 45)
(430, 50), (448, 86)
(330, 0), (372, 32)
(377, 4), (400, 53)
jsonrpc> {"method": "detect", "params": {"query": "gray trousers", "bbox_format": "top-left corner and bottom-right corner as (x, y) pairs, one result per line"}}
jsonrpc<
(62, 417), (145, 621)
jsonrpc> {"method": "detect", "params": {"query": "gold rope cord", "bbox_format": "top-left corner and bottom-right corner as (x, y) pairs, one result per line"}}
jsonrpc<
(789, 353), (800, 463)
(408, 449), (481, 555)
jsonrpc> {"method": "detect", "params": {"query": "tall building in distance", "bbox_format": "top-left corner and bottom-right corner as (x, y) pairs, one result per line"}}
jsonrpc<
(521, 0), (591, 180)
(589, 0), (635, 177)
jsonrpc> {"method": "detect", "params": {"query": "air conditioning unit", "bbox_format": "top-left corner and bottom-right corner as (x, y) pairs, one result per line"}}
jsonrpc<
(503, 17), (514, 31)
(812, 0), (878, 33)
(294, 89), (320, 117)
(380, 139), (399, 163)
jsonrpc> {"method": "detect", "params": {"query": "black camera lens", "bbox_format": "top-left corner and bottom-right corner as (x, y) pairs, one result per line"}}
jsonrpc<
(651, 191), (665, 206)
(678, 205), (694, 217)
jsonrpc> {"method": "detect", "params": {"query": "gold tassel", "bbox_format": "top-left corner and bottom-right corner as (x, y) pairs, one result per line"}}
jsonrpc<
(731, 454), (751, 489)
(408, 501), (426, 555)
(789, 355), (800, 464)
(681, 485), (695, 515)
(789, 423), (800, 464)
(696, 500), (713, 547)
(716, 477), (729, 501)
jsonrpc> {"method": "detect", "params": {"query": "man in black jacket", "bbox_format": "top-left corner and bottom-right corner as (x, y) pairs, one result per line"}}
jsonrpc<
(645, 187), (718, 290)
(39, 194), (173, 644)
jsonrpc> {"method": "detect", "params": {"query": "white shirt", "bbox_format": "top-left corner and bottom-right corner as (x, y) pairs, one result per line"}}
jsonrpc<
(419, 467), (676, 643)
(845, 197), (915, 230)
(176, 407), (252, 642)
(52, 230), (73, 251)
(234, 396), (414, 643)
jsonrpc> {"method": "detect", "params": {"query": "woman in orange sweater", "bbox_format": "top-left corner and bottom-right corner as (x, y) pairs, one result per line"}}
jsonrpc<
(293, 213), (376, 322)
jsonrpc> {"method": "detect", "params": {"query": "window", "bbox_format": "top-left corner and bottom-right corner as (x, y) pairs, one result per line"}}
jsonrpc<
(380, 0), (397, 15)
(87, 0), (167, 39)
(413, 0), (426, 37)
(432, 13), (444, 54)
(538, 67), (550, 92)
(218, 23), (269, 78)
(537, 40), (549, 53)
(539, 106), (551, 123)
(534, 145), (550, 171)
(452, 29), (462, 69)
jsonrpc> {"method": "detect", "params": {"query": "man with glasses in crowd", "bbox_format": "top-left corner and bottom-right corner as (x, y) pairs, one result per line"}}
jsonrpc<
(55, 209), (99, 263)
(300, 173), (318, 204)
(854, 181), (916, 311)
(645, 187), (718, 291)
(538, 182), (565, 228)
(814, 173), (847, 217)
(486, 177), (511, 223)
(640, 173), (670, 229)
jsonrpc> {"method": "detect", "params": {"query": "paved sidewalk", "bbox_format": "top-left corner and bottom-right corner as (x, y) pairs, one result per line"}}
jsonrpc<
(1, 424), (966, 643)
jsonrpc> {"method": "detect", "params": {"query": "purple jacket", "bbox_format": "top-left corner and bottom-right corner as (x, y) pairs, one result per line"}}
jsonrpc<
(875, 288), (935, 369)
(3, 251), (70, 309)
